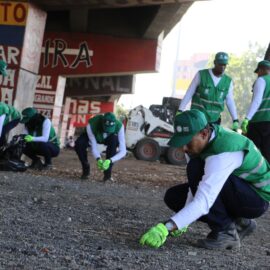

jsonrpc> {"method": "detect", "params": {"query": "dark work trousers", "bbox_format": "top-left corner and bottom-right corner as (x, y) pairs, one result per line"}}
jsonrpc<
(75, 132), (119, 178)
(0, 118), (20, 146)
(247, 121), (270, 163)
(210, 117), (221, 125)
(23, 141), (60, 165)
(164, 158), (269, 232)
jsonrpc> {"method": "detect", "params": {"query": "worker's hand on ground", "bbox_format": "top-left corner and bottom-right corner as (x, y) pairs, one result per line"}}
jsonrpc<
(231, 120), (239, 132)
(97, 159), (104, 170)
(139, 223), (168, 248)
(102, 159), (111, 170)
(170, 226), (188, 237)
(24, 135), (34, 143)
(241, 118), (249, 134)
(175, 110), (182, 117)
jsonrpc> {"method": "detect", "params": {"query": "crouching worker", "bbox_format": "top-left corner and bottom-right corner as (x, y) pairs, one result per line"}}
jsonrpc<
(75, 112), (126, 181)
(20, 107), (60, 170)
(140, 109), (269, 250)
(0, 103), (21, 147)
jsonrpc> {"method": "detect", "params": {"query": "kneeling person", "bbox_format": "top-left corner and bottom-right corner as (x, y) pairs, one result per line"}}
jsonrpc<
(140, 109), (269, 250)
(75, 112), (126, 181)
(21, 107), (60, 170)
(0, 103), (21, 147)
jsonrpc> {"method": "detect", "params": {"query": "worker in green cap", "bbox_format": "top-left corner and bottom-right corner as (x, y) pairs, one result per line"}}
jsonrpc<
(0, 103), (21, 147)
(20, 107), (60, 170)
(241, 60), (270, 163)
(0, 62), (21, 147)
(140, 109), (269, 250)
(177, 52), (239, 130)
(75, 112), (126, 181)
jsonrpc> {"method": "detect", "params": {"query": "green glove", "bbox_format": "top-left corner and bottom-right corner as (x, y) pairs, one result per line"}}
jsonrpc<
(24, 135), (34, 142)
(102, 159), (111, 170)
(241, 118), (249, 134)
(170, 226), (188, 237)
(231, 120), (239, 131)
(139, 223), (168, 248)
(97, 159), (104, 170)
(175, 110), (182, 117)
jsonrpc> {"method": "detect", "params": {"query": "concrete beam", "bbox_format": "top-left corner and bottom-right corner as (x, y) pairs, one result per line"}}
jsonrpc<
(69, 9), (89, 32)
(143, 2), (193, 39)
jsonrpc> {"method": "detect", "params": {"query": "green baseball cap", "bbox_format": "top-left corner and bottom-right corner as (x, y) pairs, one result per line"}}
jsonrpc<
(254, 60), (270, 73)
(168, 109), (208, 147)
(214, 52), (229, 65)
(20, 107), (38, 123)
(103, 112), (116, 133)
(0, 60), (7, 77)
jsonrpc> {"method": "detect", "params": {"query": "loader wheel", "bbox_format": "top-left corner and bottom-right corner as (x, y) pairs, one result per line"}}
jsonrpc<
(165, 147), (186, 166)
(134, 138), (161, 162)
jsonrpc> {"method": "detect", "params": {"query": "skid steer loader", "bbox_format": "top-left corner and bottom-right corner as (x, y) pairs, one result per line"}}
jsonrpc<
(125, 97), (185, 165)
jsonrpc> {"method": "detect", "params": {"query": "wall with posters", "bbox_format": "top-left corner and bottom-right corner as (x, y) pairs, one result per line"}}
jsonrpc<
(36, 31), (160, 143)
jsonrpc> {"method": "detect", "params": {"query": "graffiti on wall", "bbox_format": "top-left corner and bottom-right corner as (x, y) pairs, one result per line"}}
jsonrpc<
(0, 45), (21, 103)
(65, 75), (134, 97)
(65, 98), (114, 127)
(40, 32), (159, 75)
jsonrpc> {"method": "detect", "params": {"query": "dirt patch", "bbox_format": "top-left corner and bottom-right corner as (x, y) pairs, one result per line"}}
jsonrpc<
(0, 149), (269, 269)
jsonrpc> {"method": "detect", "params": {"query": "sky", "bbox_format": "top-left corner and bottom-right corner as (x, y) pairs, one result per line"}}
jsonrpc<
(118, 0), (270, 109)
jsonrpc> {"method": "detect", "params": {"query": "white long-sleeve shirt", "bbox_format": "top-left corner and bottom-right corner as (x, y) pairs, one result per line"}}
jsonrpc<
(171, 130), (244, 230)
(179, 70), (238, 120)
(86, 124), (127, 163)
(24, 118), (52, 142)
(246, 77), (266, 120)
(0, 114), (6, 137)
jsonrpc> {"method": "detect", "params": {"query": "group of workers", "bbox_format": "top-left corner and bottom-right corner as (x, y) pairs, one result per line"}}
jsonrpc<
(1, 52), (270, 251)
(0, 60), (126, 181)
(140, 52), (270, 250)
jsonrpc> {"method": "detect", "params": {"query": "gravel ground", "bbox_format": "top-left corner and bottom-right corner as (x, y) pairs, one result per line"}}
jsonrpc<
(0, 150), (269, 269)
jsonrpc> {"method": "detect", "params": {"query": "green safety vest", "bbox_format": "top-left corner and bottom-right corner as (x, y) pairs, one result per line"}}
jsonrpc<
(200, 125), (270, 201)
(89, 115), (122, 144)
(250, 74), (270, 123)
(29, 118), (60, 147)
(191, 69), (231, 123)
(4, 105), (21, 125)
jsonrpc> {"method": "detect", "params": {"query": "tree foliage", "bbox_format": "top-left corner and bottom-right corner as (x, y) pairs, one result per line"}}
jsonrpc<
(208, 43), (266, 127)
(115, 103), (129, 121)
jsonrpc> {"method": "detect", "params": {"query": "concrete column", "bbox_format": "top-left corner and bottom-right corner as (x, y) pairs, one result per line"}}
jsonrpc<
(15, 3), (47, 111)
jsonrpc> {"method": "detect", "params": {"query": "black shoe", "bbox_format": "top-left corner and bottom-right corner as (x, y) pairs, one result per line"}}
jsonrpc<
(197, 224), (241, 250)
(80, 165), (90, 180)
(28, 158), (44, 170)
(103, 175), (114, 182)
(81, 174), (90, 180)
(43, 164), (53, 171)
(235, 218), (257, 240)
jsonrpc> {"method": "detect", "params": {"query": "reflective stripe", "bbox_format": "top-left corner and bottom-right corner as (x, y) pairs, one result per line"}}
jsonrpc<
(192, 103), (220, 114)
(192, 102), (204, 109)
(49, 135), (57, 142)
(200, 97), (222, 105)
(253, 179), (270, 188)
(239, 157), (264, 179)
(257, 108), (270, 112)
(195, 93), (223, 105)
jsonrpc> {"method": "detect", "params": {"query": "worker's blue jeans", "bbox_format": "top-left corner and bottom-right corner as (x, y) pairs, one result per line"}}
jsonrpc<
(164, 157), (269, 232)
(75, 132), (119, 178)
